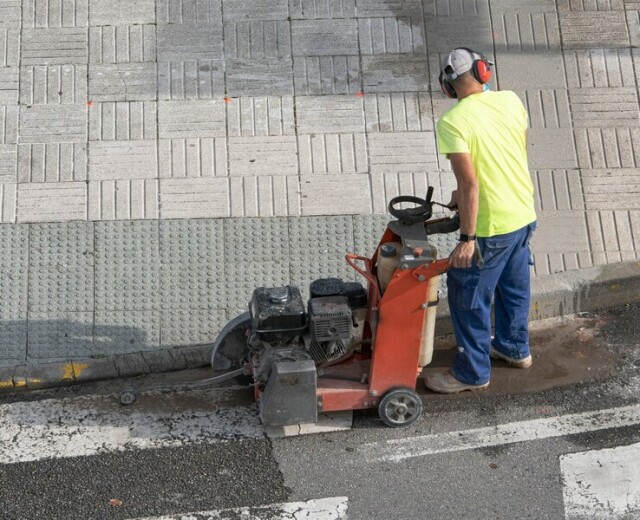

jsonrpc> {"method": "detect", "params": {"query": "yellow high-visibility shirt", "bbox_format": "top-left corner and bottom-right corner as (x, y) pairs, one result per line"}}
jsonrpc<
(436, 90), (536, 237)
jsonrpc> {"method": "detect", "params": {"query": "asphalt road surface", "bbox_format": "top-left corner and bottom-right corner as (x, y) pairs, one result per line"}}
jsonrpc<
(1, 303), (639, 520)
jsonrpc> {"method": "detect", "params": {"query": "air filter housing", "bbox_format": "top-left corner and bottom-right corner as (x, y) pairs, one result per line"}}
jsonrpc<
(308, 296), (352, 342)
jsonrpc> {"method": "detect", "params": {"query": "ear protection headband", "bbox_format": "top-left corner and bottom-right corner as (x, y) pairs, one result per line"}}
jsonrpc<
(439, 47), (493, 99)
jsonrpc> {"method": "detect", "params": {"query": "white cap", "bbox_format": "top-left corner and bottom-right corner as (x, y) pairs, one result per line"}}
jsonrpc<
(441, 48), (493, 81)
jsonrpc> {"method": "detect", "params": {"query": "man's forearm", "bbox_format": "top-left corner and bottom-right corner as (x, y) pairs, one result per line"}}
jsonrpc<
(457, 181), (478, 236)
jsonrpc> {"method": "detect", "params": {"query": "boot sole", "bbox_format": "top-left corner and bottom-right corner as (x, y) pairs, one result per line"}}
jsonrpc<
(490, 349), (532, 369)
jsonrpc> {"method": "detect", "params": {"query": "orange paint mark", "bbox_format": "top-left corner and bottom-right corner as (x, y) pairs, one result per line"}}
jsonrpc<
(224, 97), (233, 103)
(355, 91), (364, 97)
(85, 100), (93, 107)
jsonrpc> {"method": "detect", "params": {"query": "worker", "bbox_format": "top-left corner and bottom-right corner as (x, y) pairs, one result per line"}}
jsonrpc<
(425, 47), (537, 394)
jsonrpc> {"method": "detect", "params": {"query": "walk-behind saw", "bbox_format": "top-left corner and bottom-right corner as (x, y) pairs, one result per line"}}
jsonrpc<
(120, 187), (459, 428)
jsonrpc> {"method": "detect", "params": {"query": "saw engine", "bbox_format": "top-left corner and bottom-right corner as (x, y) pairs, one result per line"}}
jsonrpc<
(248, 279), (367, 387)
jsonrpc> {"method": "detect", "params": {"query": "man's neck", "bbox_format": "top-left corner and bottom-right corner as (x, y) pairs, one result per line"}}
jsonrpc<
(456, 84), (485, 101)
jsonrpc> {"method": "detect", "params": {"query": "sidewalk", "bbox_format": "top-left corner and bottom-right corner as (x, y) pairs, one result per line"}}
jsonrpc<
(1, 0), (639, 387)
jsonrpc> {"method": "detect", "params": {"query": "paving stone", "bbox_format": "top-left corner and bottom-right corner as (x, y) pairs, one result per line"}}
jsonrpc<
(159, 138), (228, 178)
(20, 65), (87, 105)
(21, 28), (88, 65)
(95, 220), (160, 310)
(17, 182), (86, 222)
(300, 174), (371, 215)
(559, 11), (629, 48)
(23, 0), (88, 28)
(18, 142), (87, 182)
(291, 20), (359, 56)
(298, 133), (367, 174)
(358, 17), (425, 54)
(0, 145), (17, 183)
(527, 128), (578, 169)
(88, 179), (159, 220)
(89, 25), (156, 64)
(225, 57), (294, 96)
(0, 105), (18, 143)
(89, 0), (155, 25)
(532, 169), (584, 212)
(27, 311), (94, 357)
(295, 95), (364, 134)
(530, 210), (589, 255)
(364, 92), (433, 132)
(564, 48), (636, 88)
(222, 0), (289, 21)
(228, 135), (298, 176)
(574, 127), (640, 169)
(489, 0), (558, 13)
(0, 27), (19, 67)
(368, 131), (438, 175)
(159, 177), (230, 218)
(293, 56), (361, 95)
(586, 210), (633, 265)
(158, 99), (226, 138)
(581, 169), (640, 210)
(157, 23), (223, 61)
(289, 0), (356, 19)
(73, 357), (119, 383)
(424, 15), (493, 53)
(89, 63), (157, 102)
(226, 96), (295, 136)
(493, 11), (560, 52)
(569, 88), (640, 128)
(229, 175), (301, 216)
(370, 170), (449, 214)
(423, 0), (489, 16)
(113, 351), (149, 376)
(355, 0), (421, 17)
(223, 217), (290, 309)
(95, 310), (160, 354)
(158, 60), (225, 100)
(19, 104), (87, 143)
(89, 141), (158, 180)
(0, 0), (20, 25)
(362, 54), (429, 92)
(495, 52), (566, 90)
(157, 0), (222, 24)
(0, 67), (18, 104)
(0, 182), (17, 222)
(352, 213), (388, 258)
(628, 9), (640, 48)
(89, 101), (157, 141)
(0, 224), (29, 316)
(556, 0), (624, 10)
(515, 89), (571, 129)
(224, 20), (291, 59)
(160, 219), (225, 308)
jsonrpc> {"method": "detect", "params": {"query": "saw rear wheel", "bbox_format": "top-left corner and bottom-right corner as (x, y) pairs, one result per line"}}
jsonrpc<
(378, 388), (423, 427)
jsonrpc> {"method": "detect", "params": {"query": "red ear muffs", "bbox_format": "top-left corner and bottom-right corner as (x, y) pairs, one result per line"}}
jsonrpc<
(472, 59), (492, 84)
(439, 71), (457, 98)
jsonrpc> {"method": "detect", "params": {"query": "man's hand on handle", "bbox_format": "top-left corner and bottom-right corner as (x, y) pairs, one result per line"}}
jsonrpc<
(449, 240), (476, 269)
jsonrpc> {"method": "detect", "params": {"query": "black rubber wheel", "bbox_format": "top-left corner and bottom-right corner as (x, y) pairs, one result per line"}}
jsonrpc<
(378, 388), (423, 427)
(119, 389), (137, 406)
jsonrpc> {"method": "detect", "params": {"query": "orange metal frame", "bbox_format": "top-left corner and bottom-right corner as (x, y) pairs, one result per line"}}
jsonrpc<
(316, 224), (450, 413)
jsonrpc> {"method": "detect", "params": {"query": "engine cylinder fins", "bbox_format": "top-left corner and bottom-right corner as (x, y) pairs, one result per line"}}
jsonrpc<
(309, 296), (352, 342)
(307, 339), (349, 365)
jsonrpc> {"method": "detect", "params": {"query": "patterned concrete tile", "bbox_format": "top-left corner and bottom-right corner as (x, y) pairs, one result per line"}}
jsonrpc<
(362, 54), (429, 92)
(556, 0), (624, 10)
(300, 174), (371, 215)
(586, 210), (638, 265)
(0, 105), (18, 144)
(158, 60), (225, 99)
(298, 133), (367, 174)
(559, 11), (629, 48)
(229, 175), (301, 216)
(89, 0), (155, 25)
(228, 135), (298, 176)
(291, 19), (359, 55)
(226, 96), (295, 136)
(17, 182), (87, 222)
(295, 95), (365, 134)
(515, 89), (571, 129)
(89, 101), (157, 141)
(158, 99), (226, 138)
(493, 11), (560, 52)
(364, 92), (433, 132)
(290, 0), (356, 19)
(574, 127), (640, 168)
(564, 49), (636, 88)
(530, 210), (589, 255)
(0, 182), (16, 222)
(370, 170), (448, 214)
(89, 179), (158, 220)
(89, 25), (156, 64)
(0, 0), (20, 25)
(628, 10), (640, 48)
(489, 0), (557, 13)
(89, 141), (158, 180)
(159, 177), (230, 218)
(581, 169), (640, 210)
(21, 28), (88, 65)
(19, 104), (87, 143)
(20, 65), (87, 105)
(225, 57), (294, 96)
(159, 138), (228, 178)
(27, 311), (94, 358)
(0, 145), (17, 183)
(89, 63), (157, 102)
(0, 67), (18, 104)
(160, 309), (227, 349)
(224, 20), (291, 58)
(527, 128), (579, 169)
(293, 56), (360, 95)
(157, 23), (223, 61)
(368, 131), (438, 175)
(355, 0), (421, 17)
(532, 169), (584, 212)
(222, 0), (289, 21)
(423, 0), (489, 16)
(569, 88), (640, 128)
(0, 27), (19, 67)
(424, 15), (493, 53)
(496, 52), (566, 90)
(22, 0), (88, 28)
(358, 17), (425, 54)
(94, 310), (160, 354)
(157, 0), (222, 23)
(18, 142), (87, 182)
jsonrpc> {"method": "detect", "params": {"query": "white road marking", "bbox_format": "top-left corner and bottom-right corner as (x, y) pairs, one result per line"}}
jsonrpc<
(0, 389), (263, 465)
(360, 403), (640, 463)
(129, 497), (349, 520)
(561, 442), (640, 519)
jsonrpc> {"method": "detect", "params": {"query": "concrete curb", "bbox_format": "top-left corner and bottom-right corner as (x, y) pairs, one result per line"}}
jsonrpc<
(2, 260), (639, 395)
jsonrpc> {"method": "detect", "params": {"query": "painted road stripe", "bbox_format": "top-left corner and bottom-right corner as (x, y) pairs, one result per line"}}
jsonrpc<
(561, 442), (640, 519)
(129, 497), (349, 520)
(0, 389), (263, 465)
(361, 403), (640, 463)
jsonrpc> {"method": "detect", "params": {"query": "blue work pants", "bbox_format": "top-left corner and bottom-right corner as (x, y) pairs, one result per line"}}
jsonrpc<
(446, 222), (536, 385)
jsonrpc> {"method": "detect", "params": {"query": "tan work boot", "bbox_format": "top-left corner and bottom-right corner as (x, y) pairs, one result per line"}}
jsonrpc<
(490, 347), (532, 369)
(425, 371), (490, 394)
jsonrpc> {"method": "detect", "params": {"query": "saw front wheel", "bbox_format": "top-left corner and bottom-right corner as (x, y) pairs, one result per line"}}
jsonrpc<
(378, 388), (423, 428)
